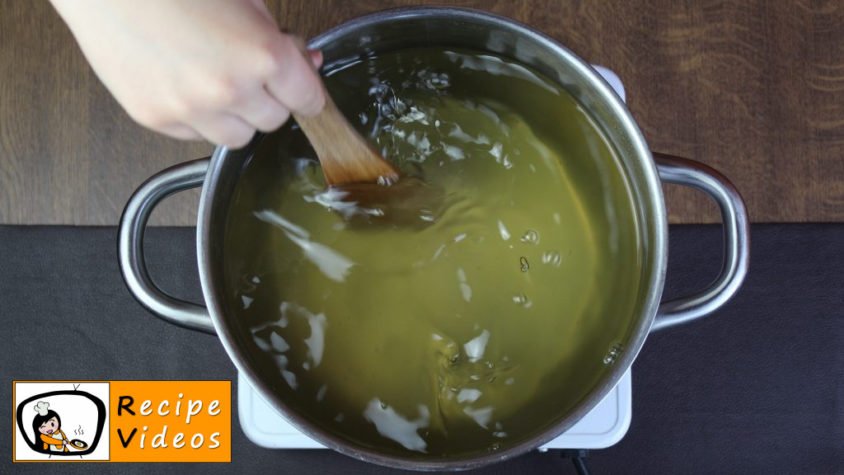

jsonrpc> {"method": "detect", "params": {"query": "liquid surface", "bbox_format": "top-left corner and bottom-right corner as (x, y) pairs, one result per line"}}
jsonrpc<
(224, 48), (642, 459)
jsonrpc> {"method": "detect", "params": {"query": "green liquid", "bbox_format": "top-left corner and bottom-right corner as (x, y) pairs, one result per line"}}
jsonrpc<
(223, 48), (642, 459)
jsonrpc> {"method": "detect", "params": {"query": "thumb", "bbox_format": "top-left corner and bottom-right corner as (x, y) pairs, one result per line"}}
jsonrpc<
(309, 49), (324, 69)
(288, 35), (323, 70)
(264, 34), (326, 117)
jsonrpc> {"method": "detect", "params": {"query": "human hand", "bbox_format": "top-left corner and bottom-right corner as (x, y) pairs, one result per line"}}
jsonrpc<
(50, 0), (325, 148)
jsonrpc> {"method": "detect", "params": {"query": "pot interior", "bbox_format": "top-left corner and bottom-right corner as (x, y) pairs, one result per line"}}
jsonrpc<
(201, 7), (663, 469)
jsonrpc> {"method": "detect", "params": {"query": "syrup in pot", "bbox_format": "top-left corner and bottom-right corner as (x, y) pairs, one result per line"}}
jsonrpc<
(223, 48), (643, 459)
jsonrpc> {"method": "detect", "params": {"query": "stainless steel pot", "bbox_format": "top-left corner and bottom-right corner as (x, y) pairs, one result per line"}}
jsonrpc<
(118, 7), (749, 470)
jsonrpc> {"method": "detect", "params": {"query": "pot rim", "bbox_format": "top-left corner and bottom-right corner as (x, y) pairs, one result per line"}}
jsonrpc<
(197, 6), (667, 471)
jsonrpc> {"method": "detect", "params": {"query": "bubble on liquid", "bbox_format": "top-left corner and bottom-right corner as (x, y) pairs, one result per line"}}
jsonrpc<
(489, 142), (503, 160)
(253, 335), (271, 352)
(487, 442), (502, 452)
(282, 369), (297, 389)
(460, 284), (473, 302)
(418, 70), (450, 90)
(512, 293), (532, 308)
(463, 406), (494, 429)
(241, 275), (259, 293)
(541, 250), (563, 267)
(497, 220), (511, 241)
(464, 329), (489, 362)
(519, 256), (530, 272)
(520, 229), (540, 245)
(456, 388), (482, 403)
(399, 106), (429, 125)
(444, 144), (465, 161)
(457, 267), (472, 302)
(449, 124), (472, 142)
(603, 343), (624, 365)
(376, 175), (397, 186)
(269, 332), (289, 352)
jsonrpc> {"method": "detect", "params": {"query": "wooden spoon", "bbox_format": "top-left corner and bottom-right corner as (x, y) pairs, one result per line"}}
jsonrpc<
(293, 93), (399, 186)
(292, 83), (444, 227)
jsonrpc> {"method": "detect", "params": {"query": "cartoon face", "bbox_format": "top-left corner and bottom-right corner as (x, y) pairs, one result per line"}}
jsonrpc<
(38, 417), (59, 435)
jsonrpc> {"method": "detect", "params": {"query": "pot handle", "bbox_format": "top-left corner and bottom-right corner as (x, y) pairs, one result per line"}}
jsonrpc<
(651, 153), (750, 332)
(118, 158), (216, 335)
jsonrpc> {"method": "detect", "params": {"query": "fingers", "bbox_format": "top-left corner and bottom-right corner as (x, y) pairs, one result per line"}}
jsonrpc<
(128, 31), (326, 146)
(233, 88), (291, 133)
(145, 84), (296, 147)
(171, 37), (324, 146)
(264, 35), (325, 117)
(218, 41), (323, 142)
(157, 123), (203, 141)
(217, 38), (323, 138)
(191, 112), (256, 149)
(285, 33), (323, 70)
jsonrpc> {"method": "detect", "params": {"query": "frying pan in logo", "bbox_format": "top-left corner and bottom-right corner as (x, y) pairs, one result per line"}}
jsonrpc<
(68, 439), (88, 450)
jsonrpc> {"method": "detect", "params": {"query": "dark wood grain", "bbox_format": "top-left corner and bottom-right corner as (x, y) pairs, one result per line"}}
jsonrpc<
(0, 1), (212, 226)
(1, 0), (842, 224)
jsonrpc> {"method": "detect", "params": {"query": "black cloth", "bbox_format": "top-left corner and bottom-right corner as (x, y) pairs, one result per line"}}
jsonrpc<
(0, 224), (841, 474)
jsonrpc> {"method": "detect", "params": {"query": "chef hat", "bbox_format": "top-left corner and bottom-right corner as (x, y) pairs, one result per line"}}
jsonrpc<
(34, 401), (50, 416)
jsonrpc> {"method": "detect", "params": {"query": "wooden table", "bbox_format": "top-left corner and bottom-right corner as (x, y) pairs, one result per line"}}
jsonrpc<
(1, 0), (842, 225)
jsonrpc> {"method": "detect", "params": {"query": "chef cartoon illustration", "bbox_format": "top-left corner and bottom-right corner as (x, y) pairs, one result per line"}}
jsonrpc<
(32, 401), (69, 453)
(14, 383), (108, 461)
